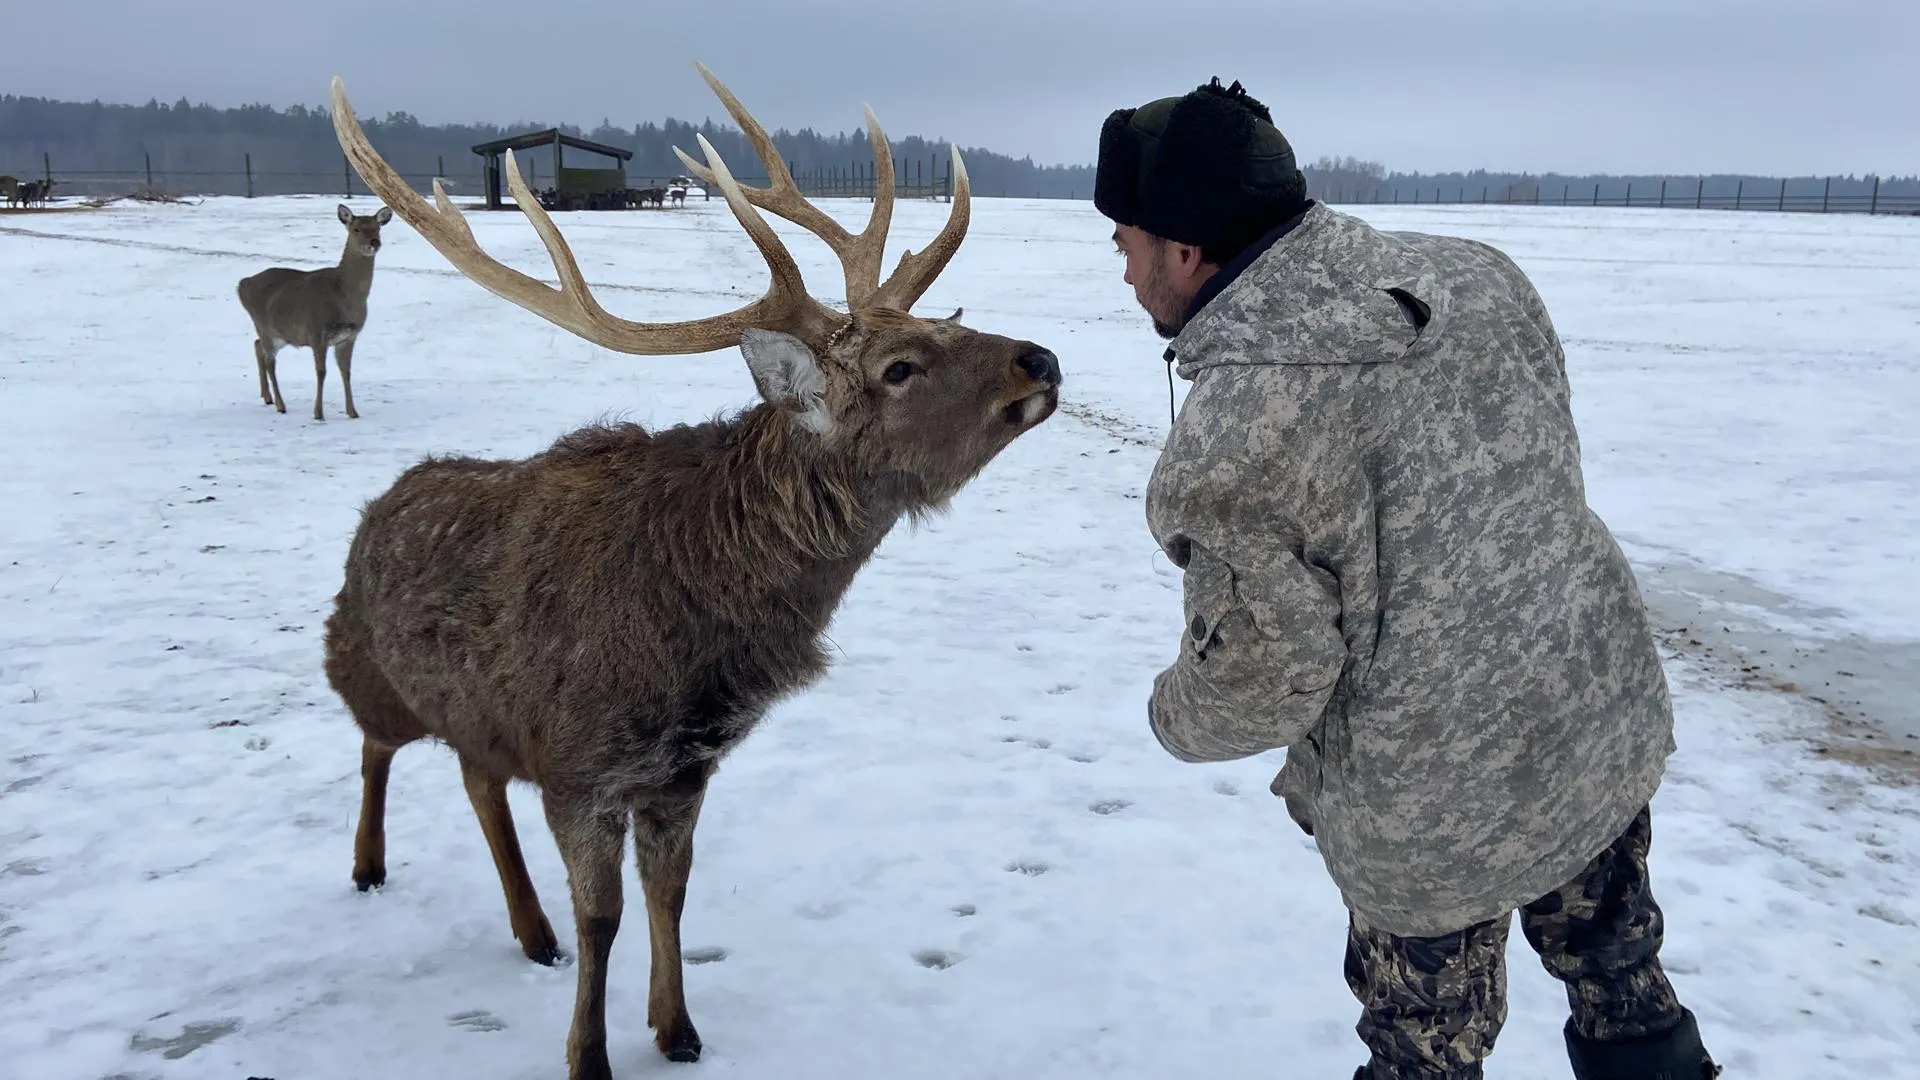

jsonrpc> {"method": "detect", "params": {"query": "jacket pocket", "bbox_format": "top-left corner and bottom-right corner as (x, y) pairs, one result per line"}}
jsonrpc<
(1178, 543), (1236, 666)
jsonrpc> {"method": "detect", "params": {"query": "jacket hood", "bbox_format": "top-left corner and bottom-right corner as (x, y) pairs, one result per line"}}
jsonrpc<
(1167, 204), (1453, 378)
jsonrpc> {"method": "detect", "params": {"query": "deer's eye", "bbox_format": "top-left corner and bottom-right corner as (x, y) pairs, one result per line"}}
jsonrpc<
(883, 361), (916, 384)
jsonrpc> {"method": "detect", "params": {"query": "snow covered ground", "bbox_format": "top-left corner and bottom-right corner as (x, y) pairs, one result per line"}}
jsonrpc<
(1, 194), (1916, 1079)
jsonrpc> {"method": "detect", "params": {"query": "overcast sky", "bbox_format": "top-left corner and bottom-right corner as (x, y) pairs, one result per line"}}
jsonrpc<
(8, 0), (1912, 176)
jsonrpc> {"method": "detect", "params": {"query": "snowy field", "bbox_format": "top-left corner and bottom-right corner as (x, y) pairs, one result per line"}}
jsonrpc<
(1, 194), (1917, 1079)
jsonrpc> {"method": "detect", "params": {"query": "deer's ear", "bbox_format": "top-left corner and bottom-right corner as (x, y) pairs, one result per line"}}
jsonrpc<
(337, 203), (353, 225)
(740, 329), (833, 436)
(944, 307), (964, 323)
(373, 206), (393, 226)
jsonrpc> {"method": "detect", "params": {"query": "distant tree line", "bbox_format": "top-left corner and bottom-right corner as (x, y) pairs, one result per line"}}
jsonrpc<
(0, 93), (1097, 199)
(3, 93), (1914, 206)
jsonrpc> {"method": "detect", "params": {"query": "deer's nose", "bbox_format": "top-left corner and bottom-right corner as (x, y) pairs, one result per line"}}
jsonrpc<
(1016, 349), (1061, 386)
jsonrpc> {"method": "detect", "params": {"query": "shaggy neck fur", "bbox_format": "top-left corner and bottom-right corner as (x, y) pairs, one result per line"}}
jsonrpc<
(546, 403), (932, 631)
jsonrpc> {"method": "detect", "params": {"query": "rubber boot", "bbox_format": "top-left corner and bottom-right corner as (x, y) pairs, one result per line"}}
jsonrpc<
(1564, 1008), (1721, 1080)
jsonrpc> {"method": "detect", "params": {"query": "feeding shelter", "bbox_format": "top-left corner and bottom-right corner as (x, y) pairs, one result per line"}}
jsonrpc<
(470, 129), (634, 211)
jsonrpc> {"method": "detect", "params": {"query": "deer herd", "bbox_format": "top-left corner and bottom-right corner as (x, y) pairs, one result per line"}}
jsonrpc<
(0, 174), (55, 207)
(223, 64), (1062, 1079)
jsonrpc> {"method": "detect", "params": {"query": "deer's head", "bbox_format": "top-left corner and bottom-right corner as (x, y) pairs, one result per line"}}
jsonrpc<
(331, 67), (1059, 510)
(336, 202), (393, 257)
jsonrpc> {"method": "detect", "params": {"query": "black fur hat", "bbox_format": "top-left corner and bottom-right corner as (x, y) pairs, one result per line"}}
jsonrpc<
(1095, 78), (1308, 259)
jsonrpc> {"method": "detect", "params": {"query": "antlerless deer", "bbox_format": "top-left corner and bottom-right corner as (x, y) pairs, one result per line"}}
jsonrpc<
(325, 66), (1061, 1080)
(237, 203), (391, 420)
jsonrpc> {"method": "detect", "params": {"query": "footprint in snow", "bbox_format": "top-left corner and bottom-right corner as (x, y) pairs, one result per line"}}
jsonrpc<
(1089, 799), (1131, 816)
(1213, 780), (1239, 796)
(1005, 859), (1050, 876)
(448, 1009), (506, 1032)
(685, 946), (729, 964)
(913, 949), (961, 970)
(128, 1018), (241, 1060)
(952, 904), (977, 917)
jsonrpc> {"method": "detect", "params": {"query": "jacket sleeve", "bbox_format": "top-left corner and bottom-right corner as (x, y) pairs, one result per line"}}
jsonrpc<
(1136, 359), (1367, 757)
(1146, 453), (1353, 763)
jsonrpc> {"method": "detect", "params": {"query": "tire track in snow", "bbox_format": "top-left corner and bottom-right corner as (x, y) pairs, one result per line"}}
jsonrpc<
(0, 222), (849, 308)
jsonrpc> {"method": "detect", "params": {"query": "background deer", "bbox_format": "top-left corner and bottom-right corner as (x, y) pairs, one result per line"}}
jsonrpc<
(1, 176), (19, 208)
(235, 202), (391, 420)
(328, 64), (1059, 1080)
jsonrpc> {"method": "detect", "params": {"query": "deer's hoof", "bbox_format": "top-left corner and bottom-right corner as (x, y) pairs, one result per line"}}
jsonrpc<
(569, 1045), (613, 1080)
(352, 867), (385, 891)
(657, 1021), (702, 1063)
(527, 944), (562, 967)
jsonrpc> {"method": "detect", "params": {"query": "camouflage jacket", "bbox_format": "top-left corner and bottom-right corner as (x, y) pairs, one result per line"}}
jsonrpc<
(1145, 204), (1676, 937)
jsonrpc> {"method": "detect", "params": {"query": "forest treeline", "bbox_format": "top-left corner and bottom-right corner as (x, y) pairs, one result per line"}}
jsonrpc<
(3, 94), (1913, 205)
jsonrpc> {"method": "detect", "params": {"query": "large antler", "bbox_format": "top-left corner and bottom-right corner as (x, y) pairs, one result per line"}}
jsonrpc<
(329, 75), (842, 355)
(672, 62), (972, 315)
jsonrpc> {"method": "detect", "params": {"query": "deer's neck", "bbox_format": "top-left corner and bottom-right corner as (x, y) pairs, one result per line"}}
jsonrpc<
(335, 243), (377, 297)
(670, 408), (911, 623)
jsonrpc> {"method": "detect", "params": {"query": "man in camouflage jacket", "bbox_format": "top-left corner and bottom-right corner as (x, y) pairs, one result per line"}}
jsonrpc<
(1096, 79), (1720, 1080)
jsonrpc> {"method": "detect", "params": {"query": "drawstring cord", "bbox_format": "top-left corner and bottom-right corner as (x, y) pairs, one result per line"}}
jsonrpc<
(1163, 347), (1177, 426)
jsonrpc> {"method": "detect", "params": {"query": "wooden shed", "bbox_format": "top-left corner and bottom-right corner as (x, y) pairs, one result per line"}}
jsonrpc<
(470, 129), (634, 211)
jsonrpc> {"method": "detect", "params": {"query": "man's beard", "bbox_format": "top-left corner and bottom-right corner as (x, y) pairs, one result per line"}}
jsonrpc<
(1138, 266), (1189, 340)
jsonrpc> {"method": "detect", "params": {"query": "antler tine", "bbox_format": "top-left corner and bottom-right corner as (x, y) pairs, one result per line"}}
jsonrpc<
(330, 76), (839, 355)
(674, 62), (894, 309)
(868, 145), (971, 313)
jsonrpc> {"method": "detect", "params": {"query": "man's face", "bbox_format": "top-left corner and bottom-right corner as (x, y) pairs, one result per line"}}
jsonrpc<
(1112, 224), (1212, 340)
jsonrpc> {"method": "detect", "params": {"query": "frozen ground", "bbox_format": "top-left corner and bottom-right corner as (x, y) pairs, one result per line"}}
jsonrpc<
(1, 194), (1916, 1079)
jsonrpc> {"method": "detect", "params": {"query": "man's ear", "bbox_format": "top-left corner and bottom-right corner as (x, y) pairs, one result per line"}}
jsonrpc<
(1173, 242), (1213, 282)
(740, 329), (833, 435)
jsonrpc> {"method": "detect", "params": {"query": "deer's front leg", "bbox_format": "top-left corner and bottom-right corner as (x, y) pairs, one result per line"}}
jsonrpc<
(544, 794), (628, 1080)
(634, 765), (713, 1063)
(310, 342), (329, 421)
(335, 336), (359, 419)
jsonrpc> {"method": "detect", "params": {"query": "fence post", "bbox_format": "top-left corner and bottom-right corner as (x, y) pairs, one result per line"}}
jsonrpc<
(1696, 178), (1704, 209)
(1777, 178), (1787, 212)
(437, 155), (445, 180)
(1822, 176), (1831, 213)
(145, 152), (153, 189)
(1735, 180), (1743, 210)
(43, 151), (52, 187)
(245, 152), (253, 198)
(1870, 175), (1880, 214)
(1481, 186), (1487, 203)
(1592, 183), (1599, 206)
(1659, 179), (1667, 208)
(1626, 182), (1633, 207)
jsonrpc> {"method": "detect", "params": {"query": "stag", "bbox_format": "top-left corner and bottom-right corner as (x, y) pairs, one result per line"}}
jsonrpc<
(326, 64), (1059, 1080)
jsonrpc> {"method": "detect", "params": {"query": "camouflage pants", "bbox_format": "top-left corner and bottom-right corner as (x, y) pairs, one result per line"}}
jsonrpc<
(1344, 806), (1687, 1079)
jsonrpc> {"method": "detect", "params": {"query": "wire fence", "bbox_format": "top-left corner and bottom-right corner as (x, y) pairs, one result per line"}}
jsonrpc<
(0, 150), (957, 205)
(1316, 176), (1920, 216)
(6, 151), (1915, 216)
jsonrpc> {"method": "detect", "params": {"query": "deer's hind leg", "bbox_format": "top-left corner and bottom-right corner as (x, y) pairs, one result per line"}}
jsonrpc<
(253, 338), (271, 405)
(257, 338), (286, 413)
(459, 756), (561, 965)
(324, 614), (425, 890)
